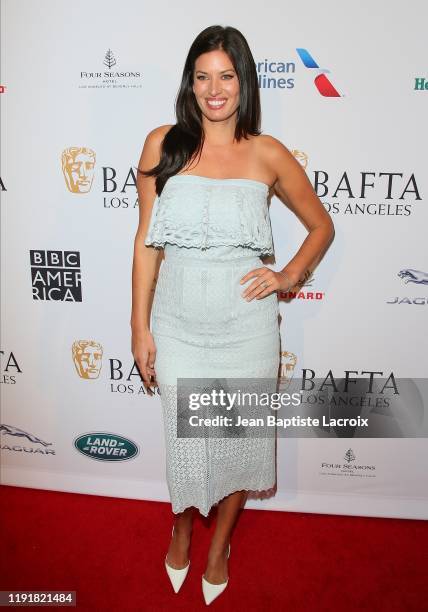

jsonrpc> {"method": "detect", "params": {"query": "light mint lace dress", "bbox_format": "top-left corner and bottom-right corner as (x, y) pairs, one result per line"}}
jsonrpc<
(144, 174), (280, 516)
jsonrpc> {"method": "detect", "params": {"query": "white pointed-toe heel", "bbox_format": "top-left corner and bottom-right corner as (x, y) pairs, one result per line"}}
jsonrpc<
(202, 543), (231, 605)
(165, 525), (190, 594)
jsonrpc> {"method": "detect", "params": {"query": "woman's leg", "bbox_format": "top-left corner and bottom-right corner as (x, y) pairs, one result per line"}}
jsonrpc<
(203, 490), (248, 583)
(166, 506), (195, 569)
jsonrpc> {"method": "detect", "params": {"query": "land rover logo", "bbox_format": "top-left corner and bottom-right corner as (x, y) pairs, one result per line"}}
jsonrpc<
(74, 432), (139, 461)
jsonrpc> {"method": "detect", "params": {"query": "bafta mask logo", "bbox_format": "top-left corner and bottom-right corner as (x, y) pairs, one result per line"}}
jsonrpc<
(62, 147), (96, 193)
(291, 150), (308, 169)
(279, 351), (297, 389)
(72, 340), (103, 379)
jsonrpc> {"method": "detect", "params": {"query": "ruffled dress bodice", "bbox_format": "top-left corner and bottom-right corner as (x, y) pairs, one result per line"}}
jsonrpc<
(144, 174), (274, 258)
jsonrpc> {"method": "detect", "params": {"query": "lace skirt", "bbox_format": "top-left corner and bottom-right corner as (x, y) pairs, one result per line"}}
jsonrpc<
(151, 244), (281, 516)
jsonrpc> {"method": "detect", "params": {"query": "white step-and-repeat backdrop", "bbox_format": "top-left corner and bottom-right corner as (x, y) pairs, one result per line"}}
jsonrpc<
(1, 0), (427, 519)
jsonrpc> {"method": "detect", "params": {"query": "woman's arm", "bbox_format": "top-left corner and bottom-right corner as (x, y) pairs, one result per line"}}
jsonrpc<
(131, 127), (165, 330)
(130, 126), (167, 387)
(240, 136), (335, 300)
(268, 136), (335, 288)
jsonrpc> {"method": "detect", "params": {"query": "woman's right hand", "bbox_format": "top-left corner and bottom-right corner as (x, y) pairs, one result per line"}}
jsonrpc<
(131, 327), (157, 393)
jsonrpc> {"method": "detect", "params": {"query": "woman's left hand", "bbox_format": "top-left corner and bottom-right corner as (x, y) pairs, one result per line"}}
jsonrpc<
(239, 267), (298, 301)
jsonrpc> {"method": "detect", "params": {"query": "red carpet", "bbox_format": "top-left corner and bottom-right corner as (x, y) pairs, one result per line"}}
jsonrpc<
(1, 485), (427, 611)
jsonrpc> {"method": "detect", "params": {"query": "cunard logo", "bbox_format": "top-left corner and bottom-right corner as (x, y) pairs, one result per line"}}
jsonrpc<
(79, 49), (142, 89)
(278, 269), (325, 301)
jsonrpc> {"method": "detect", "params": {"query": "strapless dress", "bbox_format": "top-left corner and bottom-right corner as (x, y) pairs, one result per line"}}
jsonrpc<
(144, 174), (280, 516)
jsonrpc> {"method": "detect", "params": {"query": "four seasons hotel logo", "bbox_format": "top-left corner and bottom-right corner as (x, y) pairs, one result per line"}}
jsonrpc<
(78, 49), (142, 89)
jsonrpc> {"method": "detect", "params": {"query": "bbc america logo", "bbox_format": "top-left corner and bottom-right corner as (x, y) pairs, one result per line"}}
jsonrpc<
(30, 250), (82, 302)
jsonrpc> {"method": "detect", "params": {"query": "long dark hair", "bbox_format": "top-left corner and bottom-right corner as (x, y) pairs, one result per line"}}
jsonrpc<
(137, 25), (261, 195)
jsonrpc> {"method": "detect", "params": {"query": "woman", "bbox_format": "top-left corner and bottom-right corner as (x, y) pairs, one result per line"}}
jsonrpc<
(131, 24), (334, 605)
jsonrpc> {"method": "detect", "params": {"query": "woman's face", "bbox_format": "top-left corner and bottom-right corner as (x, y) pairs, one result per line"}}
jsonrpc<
(192, 49), (240, 123)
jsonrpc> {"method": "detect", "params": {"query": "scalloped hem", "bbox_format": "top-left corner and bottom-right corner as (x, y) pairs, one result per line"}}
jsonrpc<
(145, 238), (274, 258)
(171, 481), (276, 517)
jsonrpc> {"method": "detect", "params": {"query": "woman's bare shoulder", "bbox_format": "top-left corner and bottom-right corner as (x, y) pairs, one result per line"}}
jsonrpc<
(250, 134), (296, 185)
(145, 123), (175, 144)
(255, 133), (290, 153)
(138, 124), (174, 174)
(255, 133), (297, 169)
(139, 124), (174, 165)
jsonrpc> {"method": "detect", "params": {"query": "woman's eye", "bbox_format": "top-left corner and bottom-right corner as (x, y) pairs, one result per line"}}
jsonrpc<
(195, 74), (234, 80)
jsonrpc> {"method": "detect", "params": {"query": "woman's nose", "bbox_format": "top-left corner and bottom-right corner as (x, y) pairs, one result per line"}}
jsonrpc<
(208, 78), (222, 96)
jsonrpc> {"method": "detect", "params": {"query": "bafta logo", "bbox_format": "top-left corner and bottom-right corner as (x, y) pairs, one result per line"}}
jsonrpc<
(62, 147), (96, 193)
(279, 351), (297, 390)
(291, 150), (308, 169)
(72, 340), (103, 379)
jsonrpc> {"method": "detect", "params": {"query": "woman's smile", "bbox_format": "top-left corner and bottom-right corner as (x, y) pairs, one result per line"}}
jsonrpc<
(206, 98), (227, 110)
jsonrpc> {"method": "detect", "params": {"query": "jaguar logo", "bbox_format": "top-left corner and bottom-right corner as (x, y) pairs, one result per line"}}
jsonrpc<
(0, 424), (52, 447)
(398, 269), (428, 285)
